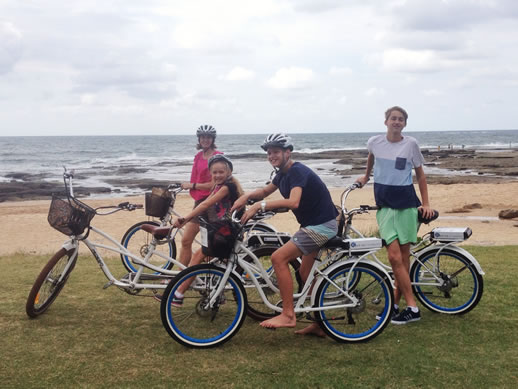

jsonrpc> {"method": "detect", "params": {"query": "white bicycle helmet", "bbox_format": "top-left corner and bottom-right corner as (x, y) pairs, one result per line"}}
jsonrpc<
(261, 133), (294, 151)
(208, 154), (233, 172)
(196, 125), (217, 137)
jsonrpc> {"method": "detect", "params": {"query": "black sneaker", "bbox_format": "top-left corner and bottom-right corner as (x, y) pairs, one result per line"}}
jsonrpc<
(391, 307), (421, 325)
(171, 295), (184, 307)
(376, 306), (399, 321)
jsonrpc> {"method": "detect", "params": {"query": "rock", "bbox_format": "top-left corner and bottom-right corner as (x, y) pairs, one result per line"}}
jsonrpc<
(498, 209), (518, 219)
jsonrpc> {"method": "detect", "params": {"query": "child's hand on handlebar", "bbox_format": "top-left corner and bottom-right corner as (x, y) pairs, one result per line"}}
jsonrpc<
(173, 217), (187, 228)
(355, 176), (369, 188)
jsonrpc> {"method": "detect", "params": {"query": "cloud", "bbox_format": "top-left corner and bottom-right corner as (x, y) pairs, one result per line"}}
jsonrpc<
(364, 87), (386, 97)
(0, 21), (23, 75)
(267, 66), (314, 89)
(329, 66), (353, 76)
(222, 66), (256, 81)
(381, 48), (454, 73)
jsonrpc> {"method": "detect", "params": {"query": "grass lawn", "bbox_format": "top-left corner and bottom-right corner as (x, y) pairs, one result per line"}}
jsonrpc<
(1, 246), (517, 388)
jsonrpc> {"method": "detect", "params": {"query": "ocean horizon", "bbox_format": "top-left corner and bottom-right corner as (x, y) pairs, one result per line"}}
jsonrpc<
(1, 129), (517, 198)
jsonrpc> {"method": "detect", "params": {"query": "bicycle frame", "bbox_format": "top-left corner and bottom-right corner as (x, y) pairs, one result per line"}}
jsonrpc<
(203, 239), (390, 315)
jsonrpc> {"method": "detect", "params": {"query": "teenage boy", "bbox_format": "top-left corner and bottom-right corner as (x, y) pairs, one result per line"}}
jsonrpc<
(356, 106), (434, 324)
(231, 133), (337, 332)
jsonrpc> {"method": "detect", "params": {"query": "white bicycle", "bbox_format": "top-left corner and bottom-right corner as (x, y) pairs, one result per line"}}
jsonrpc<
(338, 183), (484, 315)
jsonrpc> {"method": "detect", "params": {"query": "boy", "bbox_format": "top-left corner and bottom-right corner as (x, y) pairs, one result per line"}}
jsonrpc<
(232, 133), (337, 332)
(356, 106), (433, 324)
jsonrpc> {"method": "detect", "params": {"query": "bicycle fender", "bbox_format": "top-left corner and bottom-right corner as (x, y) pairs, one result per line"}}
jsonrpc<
(310, 257), (392, 305)
(416, 244), (485, 276)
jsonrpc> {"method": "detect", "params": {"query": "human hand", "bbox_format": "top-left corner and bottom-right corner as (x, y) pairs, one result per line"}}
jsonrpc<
(240, 203), (260, 224)
(355, 176), (369, 188)
(418, 205), (434, 219)
(173, 217), (187, 228)
(181, 182), (191, 190)
(230, 195), (247, 213)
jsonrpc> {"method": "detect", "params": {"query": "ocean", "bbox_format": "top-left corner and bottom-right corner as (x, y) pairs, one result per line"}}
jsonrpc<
(1, 130), (516, 198)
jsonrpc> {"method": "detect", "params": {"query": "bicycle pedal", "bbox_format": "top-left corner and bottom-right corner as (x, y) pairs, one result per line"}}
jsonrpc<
(103, 280), (114, 289)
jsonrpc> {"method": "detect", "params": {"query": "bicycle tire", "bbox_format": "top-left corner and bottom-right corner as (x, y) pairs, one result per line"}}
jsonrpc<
(241, 245), (302, 321)
(314, 262), (393, 343)
(26, 248), (78, 318)
(120, 220), (176, 273)
(411, 248), (483, 315)
(160, 264), (247, 348)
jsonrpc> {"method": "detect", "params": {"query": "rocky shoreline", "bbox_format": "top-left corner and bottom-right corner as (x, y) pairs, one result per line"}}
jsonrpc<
(1, 148), (517, 202)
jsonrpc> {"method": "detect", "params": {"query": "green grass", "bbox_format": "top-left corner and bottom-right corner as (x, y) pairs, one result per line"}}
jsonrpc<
(1, 246), (518, 388)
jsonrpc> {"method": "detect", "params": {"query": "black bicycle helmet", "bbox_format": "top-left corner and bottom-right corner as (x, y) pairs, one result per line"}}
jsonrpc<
(261, 133), (294, 151)
(196, 125), (217, 137)
(208, 154), (233, 172)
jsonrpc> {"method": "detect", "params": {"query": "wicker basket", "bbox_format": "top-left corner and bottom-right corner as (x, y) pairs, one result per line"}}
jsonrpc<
(48, 195), (96, 236)
(145, 189), (173, 218)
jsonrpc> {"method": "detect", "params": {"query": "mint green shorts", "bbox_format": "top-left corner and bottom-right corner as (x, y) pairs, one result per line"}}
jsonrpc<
(376, 207), (418, 245)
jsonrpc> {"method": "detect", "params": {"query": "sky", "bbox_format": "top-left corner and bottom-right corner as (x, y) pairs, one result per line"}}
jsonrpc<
(1, 0), (517, 136)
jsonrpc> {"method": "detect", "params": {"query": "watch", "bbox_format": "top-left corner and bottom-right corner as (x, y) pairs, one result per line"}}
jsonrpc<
(261, 201), (266, 213)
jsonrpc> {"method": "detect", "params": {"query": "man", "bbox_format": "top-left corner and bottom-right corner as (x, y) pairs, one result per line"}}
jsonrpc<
(356, 106), (434, 324)
(231, 133), (337, 332)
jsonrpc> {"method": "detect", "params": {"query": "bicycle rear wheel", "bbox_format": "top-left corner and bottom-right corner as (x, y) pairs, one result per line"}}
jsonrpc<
(411, 248), (483, 314)
(26, 248), (78, 318)
(161, 264), (247, 348)
(120, 220), (176, 273)
(240, 245), (302, 321)
(314, 262), (393, 343)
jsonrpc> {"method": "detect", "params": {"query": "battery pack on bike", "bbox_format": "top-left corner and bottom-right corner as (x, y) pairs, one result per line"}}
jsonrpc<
(246, 231), (291, 248)
(430, 227), (472, 242)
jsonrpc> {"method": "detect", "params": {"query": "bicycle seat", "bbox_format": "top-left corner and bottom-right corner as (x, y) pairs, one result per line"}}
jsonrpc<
(418, 209), (439, 224)
(140, 224), (172, 240)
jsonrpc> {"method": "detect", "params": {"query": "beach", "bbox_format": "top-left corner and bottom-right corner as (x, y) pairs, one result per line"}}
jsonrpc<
(1, 181), (517, 256)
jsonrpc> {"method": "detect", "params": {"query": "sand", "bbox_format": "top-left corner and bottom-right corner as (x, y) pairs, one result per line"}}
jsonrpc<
(1, 182), (517, 257)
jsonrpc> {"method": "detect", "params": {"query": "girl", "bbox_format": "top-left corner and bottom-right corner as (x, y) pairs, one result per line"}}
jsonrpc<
(170, 154), (243, 306)
(178, 125), (222, 267)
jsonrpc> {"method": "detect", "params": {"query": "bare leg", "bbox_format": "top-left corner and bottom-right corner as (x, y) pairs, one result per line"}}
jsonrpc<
(178, 222), (200, 267)
(293, 250), (327, 337)
(260, 242), (302, 329)
(387, 240), (416, 307)
(177, 248), (206, 295)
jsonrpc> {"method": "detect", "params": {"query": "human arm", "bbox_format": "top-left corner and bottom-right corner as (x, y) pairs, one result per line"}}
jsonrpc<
(230, 183), (278, 213)
(239, 186), (303, 224)
(173, 186), (229, 227)
(415, 165), (433, 218)
(355, 152), (374, 188)
(180, 180), (213, 191)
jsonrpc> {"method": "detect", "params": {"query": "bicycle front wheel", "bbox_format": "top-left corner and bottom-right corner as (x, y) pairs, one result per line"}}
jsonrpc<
(120, 220), (176, 273)
(26, 248), (78, 318)
(411, 248), (483, 314)
(161, 264), (247, 348)
(314, 262), (393, 343)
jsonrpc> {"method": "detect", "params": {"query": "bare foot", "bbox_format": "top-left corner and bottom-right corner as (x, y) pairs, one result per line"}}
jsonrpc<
(260, 314), (296, 329)
(294, 323), (326, 338)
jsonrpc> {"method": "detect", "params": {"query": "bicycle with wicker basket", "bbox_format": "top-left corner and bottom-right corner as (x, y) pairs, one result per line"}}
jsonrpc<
(26, 168), (193, 318)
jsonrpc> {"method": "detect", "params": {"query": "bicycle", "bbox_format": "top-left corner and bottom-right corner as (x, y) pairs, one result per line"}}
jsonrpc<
(120, 184), (278, 274)
(26, 169), (191, 318)
(160, 211), (395, 348)
(26, 168), (291, 319)
(338, 183), (484, 315)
